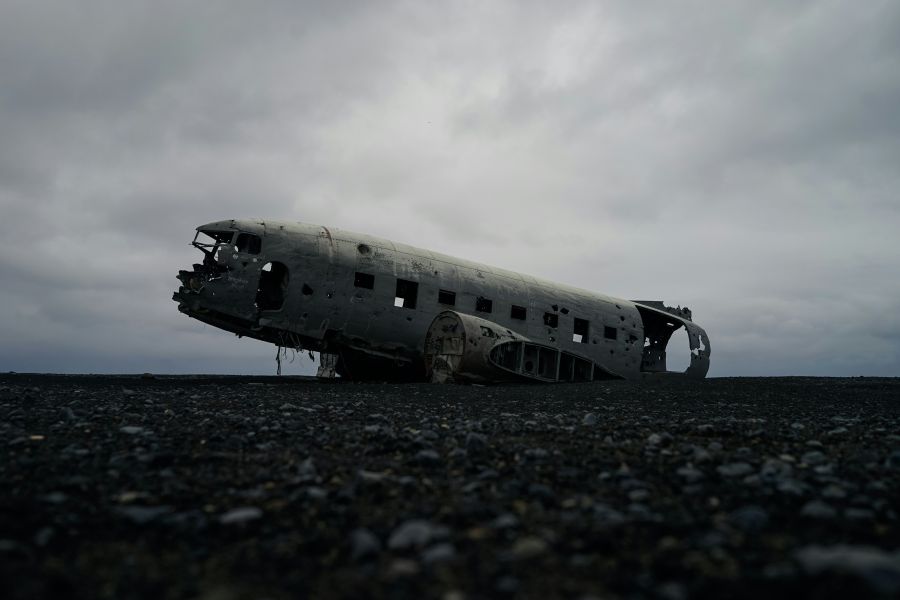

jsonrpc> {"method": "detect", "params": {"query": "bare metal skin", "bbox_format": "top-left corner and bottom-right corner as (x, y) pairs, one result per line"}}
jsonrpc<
(173, 219), (710, 381)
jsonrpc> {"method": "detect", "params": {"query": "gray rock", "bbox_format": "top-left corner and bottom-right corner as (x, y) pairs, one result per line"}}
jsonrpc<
(219, 506), (263, 525)
(119, 426), (144, 435)
(717, 462), (754, 477)
(845, 507), (875, 520)
(349, 528), (381, 560)
(358, 470), (388, 485)
(415, 449), (441, 466)
(422, 543), (456, 564)
(776, 478), (808, 496)
(594, 504), (626, 527)
(822, 484), (847, 499)
(761, 458), (794, 480)
(628, 489), (650, 502)
(386, 558), (420, 578)
(491, 513), (519, 529)
(657, 581), (687, 600)
(676, 464), (704, 483)
(388, 519), (440, 550)
(528, 482), (555, 502)
(297, 457), (317, 482)
(40, 492), (67, 504)
(801, 450), (828, 466)
(692, 446), (712, 462)
(495, 576), (519, 594)
(510, 536), (547, 560)
(801, 500), (837, 519)
(33, 527), (54, 547)
(524, 448), (549, 460)
(729, 505), (769, 532)
(885, 450), (900, 470)
(447, 447), (467, 460)
(305, 486), (328, 500)
(117, 505), (174, 524)
(581, 413), (598, 426)
(795, 545), (900, 595)
(465, 432), (488, 452)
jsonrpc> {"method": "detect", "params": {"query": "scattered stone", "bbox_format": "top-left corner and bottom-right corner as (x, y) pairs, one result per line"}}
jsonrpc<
(386, 558), (420, 578)
(465, 432), (488, 452)
(523, 448), (549, 460)
(801, 500), (837, 519)
(845, 508), (875, 521)
(117, 505), (173, 524)
(510, 536), (547, 560)
(729, 505), (769, 532)
(349, 528), (381, 560)
(219, 507), (263, 525)
(415, 449), (441, 466)
(422, 543), (456, 565)
(717, 462), (754, 478)
(495, 575), (519, 594)
(388, 520), (438, 550)
(822, 484), (847, 499)
(676, 464), (704, 483)
(628, 489), (650, 502)
(801, 451), (828, 466)
(297, 457), (317, 482)
(795, 545), (900, 595)
(3, 375), (898, 598)
(491, 513), (519, 529)
(776, 479), (808, 496)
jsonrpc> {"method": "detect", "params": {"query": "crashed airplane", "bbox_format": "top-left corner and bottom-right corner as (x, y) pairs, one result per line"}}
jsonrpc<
(173, 220), (710, 383)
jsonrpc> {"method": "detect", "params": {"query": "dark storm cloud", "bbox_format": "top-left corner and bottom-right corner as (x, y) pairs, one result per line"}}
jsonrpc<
(1, 0), (898, 375)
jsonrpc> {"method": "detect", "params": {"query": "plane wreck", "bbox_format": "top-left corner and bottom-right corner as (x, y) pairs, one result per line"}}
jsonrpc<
(173, 220), (710, 382)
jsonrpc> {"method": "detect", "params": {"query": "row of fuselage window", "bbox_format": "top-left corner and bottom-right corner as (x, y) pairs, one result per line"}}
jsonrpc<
(353, 271), (618, 344)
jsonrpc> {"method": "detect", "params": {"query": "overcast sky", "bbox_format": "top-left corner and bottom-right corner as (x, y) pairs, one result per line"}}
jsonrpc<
(1, 1), (898, 377)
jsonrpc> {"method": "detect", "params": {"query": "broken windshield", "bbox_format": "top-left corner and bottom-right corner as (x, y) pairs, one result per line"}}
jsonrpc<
(191, 230), (235, 269)
(193, 230), (233, 250)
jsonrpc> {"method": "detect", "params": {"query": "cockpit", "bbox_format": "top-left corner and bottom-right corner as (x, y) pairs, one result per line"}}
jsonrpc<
(192, 229), (262, 260)
(176, 224), (287, 318)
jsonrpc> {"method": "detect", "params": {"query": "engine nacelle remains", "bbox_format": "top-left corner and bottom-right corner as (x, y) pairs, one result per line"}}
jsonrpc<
(424, 311), (620, 384)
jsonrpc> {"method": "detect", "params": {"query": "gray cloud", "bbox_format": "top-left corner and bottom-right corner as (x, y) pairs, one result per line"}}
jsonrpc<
(1, 0), (898, 376)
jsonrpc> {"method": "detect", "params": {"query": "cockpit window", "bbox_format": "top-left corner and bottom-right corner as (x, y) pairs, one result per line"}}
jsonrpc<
(201, 230), (233, 244)
(235, 233), (262, 254)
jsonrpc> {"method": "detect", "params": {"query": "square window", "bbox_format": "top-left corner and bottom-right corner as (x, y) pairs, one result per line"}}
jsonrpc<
(573, 318), (589, 344)
(510, 305), (527, 320)
(438, 289), (456, 306)
(354, 272), (375, 289)
(395, 279), (418, 309)
(604, 326), (617, 340)
(235, 233), (262, 254)
(543, 312), (559, 328)
(475, 296), (493, 313)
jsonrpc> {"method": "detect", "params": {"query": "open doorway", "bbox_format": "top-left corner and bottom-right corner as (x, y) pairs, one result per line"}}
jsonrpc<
(256, 262), (289, 311)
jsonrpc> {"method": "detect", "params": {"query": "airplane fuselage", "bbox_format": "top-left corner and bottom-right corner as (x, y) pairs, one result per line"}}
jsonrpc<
(173, 219), (710, 381)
